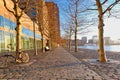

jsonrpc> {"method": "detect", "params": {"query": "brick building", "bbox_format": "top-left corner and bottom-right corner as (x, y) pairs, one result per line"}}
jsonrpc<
(46, 2), (60, 48)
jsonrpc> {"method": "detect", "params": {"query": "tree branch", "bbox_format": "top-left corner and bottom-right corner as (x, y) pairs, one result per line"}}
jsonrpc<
(16, 0), (20, 3)
(3, 0), (15, 15)
(103, 0), (120, 15)
(19, 0), (29, 18)
(101, 0), (108, 5)
(78, 8), (97, 13)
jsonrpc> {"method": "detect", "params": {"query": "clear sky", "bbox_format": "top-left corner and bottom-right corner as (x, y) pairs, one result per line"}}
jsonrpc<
(78, 17), (120, 40)
(104, 17), (120, 40)
(52, 0), (120, 40)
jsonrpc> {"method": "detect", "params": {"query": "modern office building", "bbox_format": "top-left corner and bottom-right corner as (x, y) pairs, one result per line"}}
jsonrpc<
(19, 0), (50, 47)
(104, 37), (111, 45)
(81, 37), (87, 44)
(0, 0), (42, 52)
(88, 39), (93, 44)
(92, 35), (98, 44)
(0, 0), (61, 52)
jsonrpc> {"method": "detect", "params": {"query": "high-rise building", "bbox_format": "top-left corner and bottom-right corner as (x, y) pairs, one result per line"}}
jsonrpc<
(81, 37), (87, 44)
(45, 2), (60, 48)
(104, 37), (111, 45)
(92, 35), (98, 44)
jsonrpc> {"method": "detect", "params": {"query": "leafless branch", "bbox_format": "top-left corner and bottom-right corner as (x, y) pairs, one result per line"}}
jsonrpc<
(78, 8), (97, 13)
(78, 2), (97, 13)
(101, 0), (108, 5)
(3, 0), (15, 15)
(77, 29), (91, 35)
(17, 0), (20, 3)
(19, 0), (30, 18)
(108, 10), (112, 17)
(103, 0), (120, 15)
(78, 22), (95, 32)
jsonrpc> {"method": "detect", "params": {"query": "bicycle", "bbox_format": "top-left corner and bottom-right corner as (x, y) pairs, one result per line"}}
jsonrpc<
(0, 44), (29, 69)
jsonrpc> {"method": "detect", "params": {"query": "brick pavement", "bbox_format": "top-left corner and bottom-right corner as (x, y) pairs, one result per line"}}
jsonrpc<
(0, 47), (103, 80)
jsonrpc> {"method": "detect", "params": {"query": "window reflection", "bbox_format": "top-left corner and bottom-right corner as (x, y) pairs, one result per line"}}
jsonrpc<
(0, 15), (42, 53)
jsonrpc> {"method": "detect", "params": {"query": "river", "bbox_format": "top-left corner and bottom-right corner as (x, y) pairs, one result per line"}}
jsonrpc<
(78, 45), (120, 52)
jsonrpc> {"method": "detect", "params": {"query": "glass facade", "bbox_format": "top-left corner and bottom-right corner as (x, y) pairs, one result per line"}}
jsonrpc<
(0, 30), (5, 52)
(0, 16), (16, 30)
(0, 16), (4, 27)
(0, 15), (42, 53)
(22, 27), (41, 39)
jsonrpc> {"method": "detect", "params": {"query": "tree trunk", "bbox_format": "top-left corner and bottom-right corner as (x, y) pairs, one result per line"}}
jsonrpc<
(3, 0), (28, 60)
(74, 16), (78, 52)
(98, 27), (107, 62)
(96, 0), (107, 62)
(33, 21), (37, 55)
(69, 28), (72, 51)
(16, 20), (22, 59)
(75, 27), (78, 52)
(41, 33), (45, 53)
(15, 2), (22, 59)
(50, 34), (53, 50)
(68, 39), (71, 51)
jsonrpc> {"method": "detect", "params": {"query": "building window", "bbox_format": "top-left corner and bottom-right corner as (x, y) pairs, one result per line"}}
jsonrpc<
(0, 30), (5, 52)
(0, 16), (4, 27)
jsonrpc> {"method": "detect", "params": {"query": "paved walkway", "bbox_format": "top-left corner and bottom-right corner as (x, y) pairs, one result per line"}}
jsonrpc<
(0, 47), (103, 80)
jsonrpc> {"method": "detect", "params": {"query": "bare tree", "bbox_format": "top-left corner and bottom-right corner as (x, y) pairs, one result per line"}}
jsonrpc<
(27, 0), (49, 53)
(3, 0), (29, 59)
(80, 0), (120, 62)
(63, 23), (74, 51)
(35, 0), (44, 52)
(63, 0), (90, 52)
(96, 0), (120, 62)
(36, 0), (50, 53)
(61, 0), (120, 62)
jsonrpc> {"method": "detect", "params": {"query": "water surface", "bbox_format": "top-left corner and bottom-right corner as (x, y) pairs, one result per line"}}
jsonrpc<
(78, 45), (120, 52)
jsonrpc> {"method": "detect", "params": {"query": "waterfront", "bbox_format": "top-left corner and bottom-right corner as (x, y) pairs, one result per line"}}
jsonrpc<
(78, 45), (120, 52)
(70, 48), (120, 79)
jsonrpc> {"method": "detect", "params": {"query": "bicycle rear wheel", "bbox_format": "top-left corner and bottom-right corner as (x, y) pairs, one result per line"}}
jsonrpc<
(0, 55), (15, 69)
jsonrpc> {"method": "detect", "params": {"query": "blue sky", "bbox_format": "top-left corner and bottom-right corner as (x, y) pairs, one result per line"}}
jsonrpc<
(52, 0), (120, 40)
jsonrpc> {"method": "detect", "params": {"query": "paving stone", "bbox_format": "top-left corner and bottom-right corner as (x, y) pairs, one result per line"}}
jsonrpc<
(0, 47), (104, 79)
(0, 74), (6, 79)
(58, 79), (66, 80)
(49, 78), (57, 80)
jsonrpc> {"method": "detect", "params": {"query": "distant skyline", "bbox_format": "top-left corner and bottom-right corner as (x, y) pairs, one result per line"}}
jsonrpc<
(79, 17), (120, 40)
